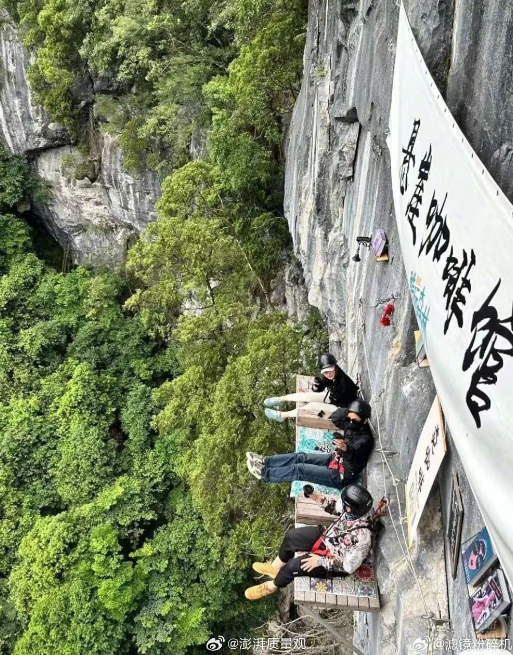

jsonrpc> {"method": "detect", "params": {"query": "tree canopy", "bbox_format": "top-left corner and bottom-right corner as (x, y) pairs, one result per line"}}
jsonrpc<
(0, 1), (325, 652)
(0, 154), (327, 654)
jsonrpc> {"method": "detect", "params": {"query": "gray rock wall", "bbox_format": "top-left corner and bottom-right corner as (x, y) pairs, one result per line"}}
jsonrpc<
(447, 1), (513, 200)
(285, 0), (513, 652)
(0, 10), (67, 154)
(0, 12), (161, 267)
(30, 137), (160, 266)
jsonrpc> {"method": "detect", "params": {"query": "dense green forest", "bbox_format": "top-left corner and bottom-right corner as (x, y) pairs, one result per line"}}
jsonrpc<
(0, 0), (325, 653)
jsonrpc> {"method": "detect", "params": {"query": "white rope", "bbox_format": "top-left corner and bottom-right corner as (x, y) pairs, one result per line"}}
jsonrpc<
(356, 300), (433, 621)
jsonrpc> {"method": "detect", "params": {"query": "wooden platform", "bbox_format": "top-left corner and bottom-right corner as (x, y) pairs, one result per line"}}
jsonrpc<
(295, 494), (333, 526)
(296, 408), (337, 430)
(292, 375), (380, 612)
(293, 523), (380, 611)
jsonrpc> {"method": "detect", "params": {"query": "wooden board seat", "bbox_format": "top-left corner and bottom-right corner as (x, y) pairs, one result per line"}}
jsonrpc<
(292, 375), (380, 611)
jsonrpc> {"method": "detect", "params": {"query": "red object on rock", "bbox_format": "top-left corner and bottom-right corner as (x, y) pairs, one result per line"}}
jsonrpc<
(380, 303), (394, 326)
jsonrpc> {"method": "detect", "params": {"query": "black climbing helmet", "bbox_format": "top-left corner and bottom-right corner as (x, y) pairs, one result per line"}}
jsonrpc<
(340, 484), (373, 517)
(348, 399), (372, 420)
(319, 353), (337, 372)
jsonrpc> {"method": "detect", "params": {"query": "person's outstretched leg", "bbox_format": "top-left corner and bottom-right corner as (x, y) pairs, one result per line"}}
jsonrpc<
(247, 452), (330, 481)
(278, 525), (324, 561)
(264, 391), (327, 409)
(274, 526), (337, 588)
(263, 452), (331, 470)
(264, 391), (332, 419)
(274, 555), (332, 588)
(246, 526), (323, 599)
(261, 452), (341, 488)
(246, 556), (347, 597)
(264, 392), (339, 421)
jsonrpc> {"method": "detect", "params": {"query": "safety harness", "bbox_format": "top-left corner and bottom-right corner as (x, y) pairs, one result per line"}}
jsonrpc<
(328, 456), (345, 475)
(310, 497), (388, 558)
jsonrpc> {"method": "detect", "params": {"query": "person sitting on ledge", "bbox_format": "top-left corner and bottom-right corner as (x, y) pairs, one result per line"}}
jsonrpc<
(263, 353), (358, 423)
(244, 484), (374, 600)
(247, 400), (374, 491)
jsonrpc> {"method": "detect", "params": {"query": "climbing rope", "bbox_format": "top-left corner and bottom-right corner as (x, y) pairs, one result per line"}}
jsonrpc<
(355, 300), (434, 624)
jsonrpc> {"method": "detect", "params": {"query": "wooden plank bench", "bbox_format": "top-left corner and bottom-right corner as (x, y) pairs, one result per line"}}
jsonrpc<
(292, 375), (380, 612)
(295, 373), (337, 429)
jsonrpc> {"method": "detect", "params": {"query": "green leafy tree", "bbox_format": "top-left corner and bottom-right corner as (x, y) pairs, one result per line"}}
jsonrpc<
(0, 0), (324, 650)
(0, 213), (328, 654)
(0, 148), (37, 210)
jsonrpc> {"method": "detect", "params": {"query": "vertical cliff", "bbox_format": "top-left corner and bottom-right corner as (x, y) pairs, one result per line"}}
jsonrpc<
(285, 0), (513, 652)
(0, 10), (161, 267)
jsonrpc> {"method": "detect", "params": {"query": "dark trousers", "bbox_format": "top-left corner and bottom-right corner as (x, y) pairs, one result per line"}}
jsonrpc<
(261, 452), (344, 489)
(274, 526), (349, 588)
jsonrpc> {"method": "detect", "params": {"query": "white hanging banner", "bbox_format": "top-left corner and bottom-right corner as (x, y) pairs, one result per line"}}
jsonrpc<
(388, 4), (513, 584)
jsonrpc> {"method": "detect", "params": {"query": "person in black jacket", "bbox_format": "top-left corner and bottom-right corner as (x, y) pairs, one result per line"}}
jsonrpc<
(327, 402), (375, 484)
(247, 400), (374, 490)
(263, 353), (358, 423)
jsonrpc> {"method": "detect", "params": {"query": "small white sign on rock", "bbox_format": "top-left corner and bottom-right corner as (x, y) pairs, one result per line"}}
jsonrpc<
(406, 396), (447, 546)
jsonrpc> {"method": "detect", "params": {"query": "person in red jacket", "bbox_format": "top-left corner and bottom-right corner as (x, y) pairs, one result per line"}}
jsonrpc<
(244, 485), (374, 600)
(263, 353), (358, 423)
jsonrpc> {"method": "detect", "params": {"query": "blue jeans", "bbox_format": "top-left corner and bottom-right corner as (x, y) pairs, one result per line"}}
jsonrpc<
(261, 452), (343, 489)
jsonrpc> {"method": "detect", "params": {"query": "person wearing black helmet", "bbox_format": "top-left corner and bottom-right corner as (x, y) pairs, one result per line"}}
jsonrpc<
(245, 484), (374, 600)
(247, 400), (374, 489)
(263, 353), (358, 423)
(327, 399), (374, 485)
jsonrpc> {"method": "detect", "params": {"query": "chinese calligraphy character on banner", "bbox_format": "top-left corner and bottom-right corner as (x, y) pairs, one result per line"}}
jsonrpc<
(389, 0), (513, 590)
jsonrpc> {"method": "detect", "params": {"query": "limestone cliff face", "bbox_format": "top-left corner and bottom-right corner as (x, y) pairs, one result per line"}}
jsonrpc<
(0, 11), (161, 267)
(0, 11), (68, 154)
(285, 0), (513, 652)
(32, 138), (160, 266)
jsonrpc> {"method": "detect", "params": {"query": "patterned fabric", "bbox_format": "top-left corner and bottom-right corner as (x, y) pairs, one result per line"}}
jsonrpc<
(293, 523), (378, 599)
(290, 427), (339, 497)
(293, 556), (378, 597)
(316, 510), (373, 574)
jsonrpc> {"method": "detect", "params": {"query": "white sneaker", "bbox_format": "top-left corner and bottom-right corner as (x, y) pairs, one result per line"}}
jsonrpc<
(246, 452), (264, 466)
(264, 408), (285, 423)
(264, 397), (282, 408)
(247, 459), (263, 480)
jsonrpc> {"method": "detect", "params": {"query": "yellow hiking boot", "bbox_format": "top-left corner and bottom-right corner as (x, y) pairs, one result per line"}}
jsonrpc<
(252, 562), (278, 578)
(244, 582), (277, 601)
